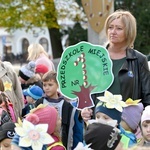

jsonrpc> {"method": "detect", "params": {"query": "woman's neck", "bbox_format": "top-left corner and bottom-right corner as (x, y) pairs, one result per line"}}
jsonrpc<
(107, 44), (127, 59)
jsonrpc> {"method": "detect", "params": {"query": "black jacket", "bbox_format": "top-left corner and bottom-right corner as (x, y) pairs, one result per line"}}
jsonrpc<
(92, 48), (150, 107)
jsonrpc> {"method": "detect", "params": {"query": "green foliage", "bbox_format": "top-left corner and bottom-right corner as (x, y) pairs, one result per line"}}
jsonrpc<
(67, 22), (87, 46)
(115, 0), (150, 54)
(0, 0), (59, 31)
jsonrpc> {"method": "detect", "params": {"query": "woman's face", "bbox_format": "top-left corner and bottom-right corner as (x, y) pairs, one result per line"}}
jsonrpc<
(107, 18), (126, 45)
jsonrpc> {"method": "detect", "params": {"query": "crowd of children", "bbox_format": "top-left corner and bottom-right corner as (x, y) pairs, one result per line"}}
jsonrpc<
(0, 38), (149, 150)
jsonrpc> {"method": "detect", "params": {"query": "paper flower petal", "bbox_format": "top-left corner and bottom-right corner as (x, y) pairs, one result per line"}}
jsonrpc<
(114, 95), (122, 101)
(19, 136), (32, 147)
(115, 105), (123, 112)
(15, 118), (23, 127)
(125, 98), (141, 106)
(106, 103), (114, 109)
(39, 133), (54, 144)
(15, 127), (27, 137)
(35, 124), (48, 133)
(32, 140), (43, 150)
(22, 120), (34, 131)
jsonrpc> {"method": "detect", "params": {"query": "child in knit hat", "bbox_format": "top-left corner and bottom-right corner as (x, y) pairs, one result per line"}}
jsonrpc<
(120, 99), (144, 148)
(18, 61), (43, 94)
(95, 91), (127, 125)
(93, 91), (139, 149)
(22, 85), (44, 117)
(84, 122), (123, 150)
(35, 64), (49, 78)
(120, 98), (144, 147)
(19, 61), (36, 84)
(11, 104), (65, 150)
(139, 105), (150, 147)
(0, 122), (15, 150)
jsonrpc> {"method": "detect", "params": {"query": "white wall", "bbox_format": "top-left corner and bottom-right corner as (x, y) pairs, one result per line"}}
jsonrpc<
(0, 27), (53, 58)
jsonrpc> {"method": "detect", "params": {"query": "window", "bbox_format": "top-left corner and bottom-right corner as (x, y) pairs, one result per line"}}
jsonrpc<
(39, 38), (48, 52)
(22, 38), (29, 54)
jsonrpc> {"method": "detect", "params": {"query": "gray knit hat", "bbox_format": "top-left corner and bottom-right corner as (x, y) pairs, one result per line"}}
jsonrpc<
(19, 61), (36, 81)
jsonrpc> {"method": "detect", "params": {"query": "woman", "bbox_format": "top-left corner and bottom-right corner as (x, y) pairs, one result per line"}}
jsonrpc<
(27, 43), (55, 71)
(81, 10), (150, 122)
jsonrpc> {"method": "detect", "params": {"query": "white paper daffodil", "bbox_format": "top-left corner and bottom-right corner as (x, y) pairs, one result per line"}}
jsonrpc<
(97, 91), (127, 112)
(15, 120), (54, 150)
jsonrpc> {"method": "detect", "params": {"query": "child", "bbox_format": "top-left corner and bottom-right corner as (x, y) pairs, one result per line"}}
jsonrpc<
(18, 61), (36, 85)
(95, 91), (126, 125)
(35, 64), (49, 78)
(18, 61), (43, 90)
(0, 122), (15, 150)
(35, 71), (83, 150)
(139, 105), (150, 147)
(84, 122), (123, 150)
(121, 100), (144, 147)
(93, 91), (138, 148)
(0, 78), (17, 122)
(22, 85), (44, 117)
(11, 104), (65, 150)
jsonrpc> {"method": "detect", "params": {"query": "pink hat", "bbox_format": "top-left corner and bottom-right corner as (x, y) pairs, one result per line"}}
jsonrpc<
(141, 105), (150, 124)
(35, 64), (48, 74)
(26, 105), (58, 135)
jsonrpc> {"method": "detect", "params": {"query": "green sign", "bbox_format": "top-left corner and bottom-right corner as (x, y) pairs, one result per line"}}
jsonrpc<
(57, 41), (114, 109)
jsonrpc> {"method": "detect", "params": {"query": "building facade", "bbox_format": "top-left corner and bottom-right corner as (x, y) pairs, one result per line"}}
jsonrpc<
(0, 27), (53, 63)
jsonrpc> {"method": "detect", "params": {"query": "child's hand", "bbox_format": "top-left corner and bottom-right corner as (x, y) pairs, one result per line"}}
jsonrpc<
(81, 108), (93, 123)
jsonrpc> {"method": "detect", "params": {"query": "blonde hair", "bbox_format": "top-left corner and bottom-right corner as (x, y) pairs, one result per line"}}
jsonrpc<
(27, 43), (49, 61)
(105, 10), (137, 49)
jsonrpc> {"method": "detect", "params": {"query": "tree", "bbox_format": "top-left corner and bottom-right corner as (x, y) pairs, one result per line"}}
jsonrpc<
(0, 0), (88, 58)
(0, 0), (63, 58)
(115, 0), (150, 55)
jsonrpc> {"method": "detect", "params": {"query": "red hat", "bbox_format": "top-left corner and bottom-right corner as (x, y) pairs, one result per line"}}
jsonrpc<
(35, 64), (48, 74)
(26, 105), (58, 135)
